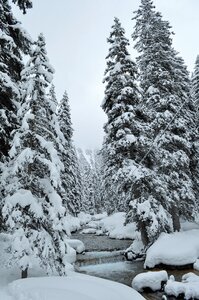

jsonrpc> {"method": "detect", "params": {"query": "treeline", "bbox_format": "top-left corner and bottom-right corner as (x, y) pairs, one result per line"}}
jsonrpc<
(0, 0), (103, 278)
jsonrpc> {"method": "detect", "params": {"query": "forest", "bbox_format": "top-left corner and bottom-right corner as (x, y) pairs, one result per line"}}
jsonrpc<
(0, 0), (199, 299)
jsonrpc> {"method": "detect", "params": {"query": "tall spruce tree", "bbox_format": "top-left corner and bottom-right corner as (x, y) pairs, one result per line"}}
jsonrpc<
(0, 0), (31, 161)
(58, 91), (82, 216)
(2, 34), (69, 278)
(126, 0), (197, 244)
(102, 17), (144, 214)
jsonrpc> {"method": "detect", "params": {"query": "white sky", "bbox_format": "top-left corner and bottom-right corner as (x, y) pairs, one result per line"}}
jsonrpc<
(12, 0), (199, 149)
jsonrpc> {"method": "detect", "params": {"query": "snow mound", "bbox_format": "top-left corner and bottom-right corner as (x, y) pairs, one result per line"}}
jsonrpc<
(145, 230), (199, 268)
(7, 273), (145, 300)
(66, 215), (81, 233)
(81, 228), (97, 234)
(125, 237), (144, 261)
(91, 212), (107, 221)
(67, 239), (85, 254)
(165, 273), (199, 299)
(132, 271), (168, 292)
(78, 212), (92, 225)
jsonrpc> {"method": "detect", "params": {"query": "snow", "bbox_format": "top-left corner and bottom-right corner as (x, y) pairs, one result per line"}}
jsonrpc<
(2, 272), (145, 300)
(78, 212), (92, 225)
(99, 212), (136, 239)
(132, 270), (168, 292)
(165, 273), (199, 299)
(91, 212), (107, 221)
(67, 239), (85, 254)
(125, 238), (145, 260)
(81, 228), (98, 234)
(66, 214), (81, 233)
(145, 229), (199, 268)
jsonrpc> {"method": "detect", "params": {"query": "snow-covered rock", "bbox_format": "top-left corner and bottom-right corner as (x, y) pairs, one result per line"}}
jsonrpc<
(6, 272), (145, 300)
(165, 273), (199, 299)
(132, 271), (168, 292)
(125, 238), (144, 261)
(145, 230), (199, 268)
(67, 239), (85, 254)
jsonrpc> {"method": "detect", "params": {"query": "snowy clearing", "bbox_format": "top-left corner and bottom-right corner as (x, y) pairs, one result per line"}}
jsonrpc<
(145, 230), (199, 268)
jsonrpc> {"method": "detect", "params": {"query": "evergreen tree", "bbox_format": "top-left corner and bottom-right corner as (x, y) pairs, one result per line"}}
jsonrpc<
(2, 34), (69, 278)
(77, 148), (95, 214)
(58, 91), (82, 216)
(126, 0), (197, 245)
(102, 17), (145, 215)
(0, 0), (31, 161)
(191, 55), (199, 210)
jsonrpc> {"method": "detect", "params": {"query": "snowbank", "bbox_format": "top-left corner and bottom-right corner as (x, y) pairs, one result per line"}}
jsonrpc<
(99, 212), (136, 240)
(91, 212), (107, 221)
(165, 273), (199, 299)
(132, 271), (168, 292)
(145, 230), (199, 268)
(78, 212), (92, 225)
(6, 273), (145, 300)
(66, 214), (81, 233)
(67, 239), (85, 254)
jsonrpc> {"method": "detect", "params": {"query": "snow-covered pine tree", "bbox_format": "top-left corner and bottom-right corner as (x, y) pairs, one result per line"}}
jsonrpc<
(77, 148), (95, 214)
(0, 0), (31, 161)
(102, 17), (145, 215)
(128, 0), (197, 241)
(191, 55), (199, 211)
(2, 34), (69, 278)
(58, 91), (82, 216)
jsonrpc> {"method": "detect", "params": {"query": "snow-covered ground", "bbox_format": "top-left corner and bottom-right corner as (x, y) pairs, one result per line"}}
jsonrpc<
(2, 272), (145, 300)
(145, 229), (199, 268)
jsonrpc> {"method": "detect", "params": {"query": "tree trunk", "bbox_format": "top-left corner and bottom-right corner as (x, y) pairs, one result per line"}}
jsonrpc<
(140, 221), (149, 247)
(171, 205), (181, 232)
(21, 267), (28, 279)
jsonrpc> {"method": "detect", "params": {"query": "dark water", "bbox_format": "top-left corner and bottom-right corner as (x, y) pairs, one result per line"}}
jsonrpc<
(72, 232), (199, 300)
(72, 232), (132, 251)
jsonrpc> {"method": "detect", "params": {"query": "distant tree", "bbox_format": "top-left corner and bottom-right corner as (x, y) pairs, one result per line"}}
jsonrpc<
(2, 34), (69, 278)
(58, 92), (82, 216)
(77, 148), (95, 214)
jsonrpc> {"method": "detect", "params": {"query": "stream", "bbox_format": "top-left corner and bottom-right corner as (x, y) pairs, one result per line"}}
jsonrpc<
(72, 232), (199, 300)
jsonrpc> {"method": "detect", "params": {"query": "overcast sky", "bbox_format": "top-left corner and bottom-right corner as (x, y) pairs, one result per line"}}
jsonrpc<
(12, 0), (199, 149)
